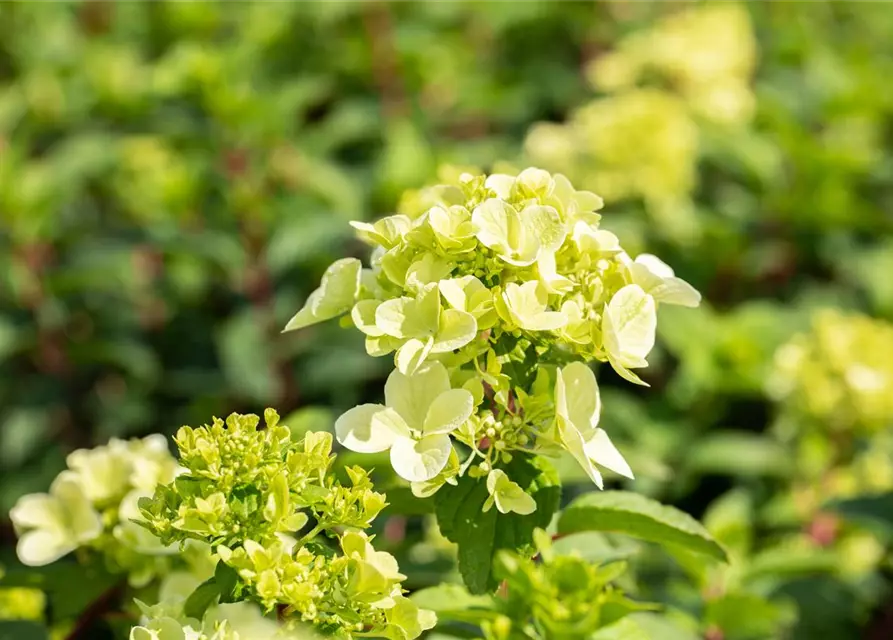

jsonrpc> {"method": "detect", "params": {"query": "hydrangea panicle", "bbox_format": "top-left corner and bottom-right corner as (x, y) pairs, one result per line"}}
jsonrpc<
(285, 168), (701, 510)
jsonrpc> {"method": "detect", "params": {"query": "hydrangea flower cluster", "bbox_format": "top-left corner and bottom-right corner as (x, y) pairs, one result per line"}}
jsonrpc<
(285, 168), (700, 506)
(588, 3), (756, 125)
(525, 4), (755, 242)
(769, 309), (893, 434)
(9, 434), (181, 585)
(137, 410), (435, 639)
(132, 602), (305, 640)
(131, 568), (311, 640)
(525, 90), (699, 207)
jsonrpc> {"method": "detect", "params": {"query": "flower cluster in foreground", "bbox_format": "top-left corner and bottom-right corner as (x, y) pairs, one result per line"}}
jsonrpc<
(285, 167), (700, 506)
(136, 410), (435, 639)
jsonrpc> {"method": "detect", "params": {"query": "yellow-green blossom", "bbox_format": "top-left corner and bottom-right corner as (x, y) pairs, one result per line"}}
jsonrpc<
(10, 434), (179, 583)
(286, 168), (699, 498)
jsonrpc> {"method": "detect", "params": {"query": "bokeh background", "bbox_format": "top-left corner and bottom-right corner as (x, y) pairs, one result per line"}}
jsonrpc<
(2, 2), (893, 639)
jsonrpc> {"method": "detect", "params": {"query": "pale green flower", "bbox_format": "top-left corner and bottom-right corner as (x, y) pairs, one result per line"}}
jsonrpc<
(341, 531), (406, 606)
(130, 616), (191, 640)
(114, 490), (178, 556)
(409, 448), (460, 499)
(622, 253), (701, 308)
(601, 284), (657, 386)
(426, 205), (477, 252)
(471, 198), (565, 267)
(364, 283), (477, 374)
(66, 439), (135, 504)
(10, 471), (103, 566)
(572, 222), (622, 256)
(498, 281), (567, 332)
(283, 167), (700, 503)
(484, 470), (537, 515)
(382, 596), (437, 640)
(283, 258), (362, 331)
(551, 363), (633, 488)
(537, 249), (574, 295)
(351, 215), (411, 249)
(131, 602), (307, 640)
(335, 362), (474, 482)
(439, 275), (498, 330)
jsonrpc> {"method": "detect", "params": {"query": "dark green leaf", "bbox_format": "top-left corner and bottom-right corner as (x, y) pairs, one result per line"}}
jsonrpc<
(183, 577), (220, 620)
(230, 484), (261, 520)
(434, 454), (560, 594)
(0, 561), (120, 622)
(824, 492), (893, 534)
(0, 621), (48, 640)
(215, 560), (241, 604)
(381, 487), (434, 516)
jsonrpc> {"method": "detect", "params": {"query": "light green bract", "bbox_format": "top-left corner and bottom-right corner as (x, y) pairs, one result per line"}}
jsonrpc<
(286, 167), (700, 503)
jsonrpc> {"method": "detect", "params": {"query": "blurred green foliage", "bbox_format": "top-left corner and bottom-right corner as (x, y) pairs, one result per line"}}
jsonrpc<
(2, 1), (893, 639)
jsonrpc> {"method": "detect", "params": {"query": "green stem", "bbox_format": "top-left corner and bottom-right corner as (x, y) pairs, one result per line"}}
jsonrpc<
(297, 523), (325, 546)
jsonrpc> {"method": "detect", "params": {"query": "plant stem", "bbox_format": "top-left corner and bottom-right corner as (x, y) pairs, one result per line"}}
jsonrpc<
(297, 523), (325, 547)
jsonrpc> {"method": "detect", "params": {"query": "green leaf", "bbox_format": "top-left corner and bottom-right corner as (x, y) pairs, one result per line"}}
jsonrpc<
(589, 617), (650, 640)
(183, 577), (220, 620)
(599, 591), (662, 628)
(434, 454), (560, 594)
(0, 621), (48, 640)
(409, 584), (496, 624)
(215, 560), (240, 604)
(557, 491), (728, 562)
(382, 487), (434, 516)
(551, 532), (640, 564)
(824, 492), (893, 534)
(623, 613), (700, 640)
(0, 562), (119, 622)
(0, 318), (23, 361)
(741, 546), (839, 584)
(684, 432), (791, 478)
(216, 308), (278, 404)
(282, 406), (335, 441)
(705, 592), (797, 640)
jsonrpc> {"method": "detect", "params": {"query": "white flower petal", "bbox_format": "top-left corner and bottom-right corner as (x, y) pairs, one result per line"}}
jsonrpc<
(17, 529), (76, 567)
(390, 435), (453, 482)
(395, 337), (433, 375)
(10, 494), (61, 531)
(384, 363), (452, 430)
(634, 254), (675, 278)
(51, 473), (103, 543)
(556, 416), (603, 489)
(335, 404), (396, 453)
(423, 389), (474, 435)
(555, 363), (600, 437)
(431, 309), (477, 353)
(602, 284), (656, 367)
(584, 429), (634, 480)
